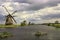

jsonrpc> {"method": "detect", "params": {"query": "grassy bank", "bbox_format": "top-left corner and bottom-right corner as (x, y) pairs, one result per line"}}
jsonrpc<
(0, 24), (20, 28)
(47, 23), (60, 28)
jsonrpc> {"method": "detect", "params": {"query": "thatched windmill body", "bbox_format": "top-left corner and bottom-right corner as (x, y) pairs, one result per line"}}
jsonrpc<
(2, 6), (17, 25)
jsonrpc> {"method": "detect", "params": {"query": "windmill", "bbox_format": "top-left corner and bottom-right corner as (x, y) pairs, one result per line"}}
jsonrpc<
(2, 6), (17, 25)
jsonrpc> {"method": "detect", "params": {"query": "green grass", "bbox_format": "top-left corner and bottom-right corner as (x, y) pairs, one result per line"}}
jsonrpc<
(47, 23), (60, 28)
(53, 24), (60, 28)
(0, 31), (13, 39)
(0, 24), (20, 28)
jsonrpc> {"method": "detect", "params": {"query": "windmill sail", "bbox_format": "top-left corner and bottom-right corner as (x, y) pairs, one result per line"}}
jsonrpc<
(11, 16), (17, 23)
(2, 6), (10, 14)
(11, 10), (17, 15)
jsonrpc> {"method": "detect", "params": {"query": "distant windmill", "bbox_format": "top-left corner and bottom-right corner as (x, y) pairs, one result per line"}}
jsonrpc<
(2, 6), (17, 25)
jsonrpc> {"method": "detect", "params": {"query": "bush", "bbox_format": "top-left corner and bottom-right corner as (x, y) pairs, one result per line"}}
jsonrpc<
(0, 32), (13, 39)
(35, 31), (47, 37)
(48, 23), (51, 26)
(20, 20), (27, 26)
(35, 32), (41, 37)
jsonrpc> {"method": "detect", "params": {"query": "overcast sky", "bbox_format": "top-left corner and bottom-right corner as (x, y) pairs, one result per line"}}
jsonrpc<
(0, 0), (60, 24)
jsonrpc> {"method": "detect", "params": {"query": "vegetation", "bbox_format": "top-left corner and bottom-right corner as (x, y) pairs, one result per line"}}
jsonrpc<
(35, 32), (41, 37)
(47, 23), (60, 28)
(20, 20), (27, 26)
(35, 31), (47, 37)
(20, 20), (35, 26)
(44, 21), (60, 28)
(28, 22), (35, 25)
(0, 24), (20, 28)
(0, 31), (13, 39)
(28, 22), (31, 25)
(41, 20), (60, 28)
(55, 21), (59, 24)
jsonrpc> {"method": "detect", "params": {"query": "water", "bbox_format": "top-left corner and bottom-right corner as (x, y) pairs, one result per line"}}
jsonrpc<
(0, 25), (60, 40)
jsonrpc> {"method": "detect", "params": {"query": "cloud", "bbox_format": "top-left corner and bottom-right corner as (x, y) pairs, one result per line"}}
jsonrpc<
(41, 14), (60, 20)
(9, 0), (60, 11)
(0, 0), (60, 11)
(0, 0), (60, 24)
(1, 0), (60, 11)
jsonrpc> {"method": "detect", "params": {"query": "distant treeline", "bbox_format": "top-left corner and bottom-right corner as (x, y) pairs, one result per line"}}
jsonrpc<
(41, 21), (60, 28)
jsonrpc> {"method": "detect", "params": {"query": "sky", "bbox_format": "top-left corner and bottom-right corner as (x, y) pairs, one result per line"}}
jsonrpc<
(0, 0), (60, 24)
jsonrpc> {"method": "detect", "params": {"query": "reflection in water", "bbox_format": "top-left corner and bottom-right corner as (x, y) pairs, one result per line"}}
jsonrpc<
(0, 25), (60, 40)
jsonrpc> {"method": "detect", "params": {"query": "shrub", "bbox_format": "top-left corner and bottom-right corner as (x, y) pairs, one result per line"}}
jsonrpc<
(20, 20), (27, 26)
(35, 31), (47, 37)
(0, 32), (13, 39)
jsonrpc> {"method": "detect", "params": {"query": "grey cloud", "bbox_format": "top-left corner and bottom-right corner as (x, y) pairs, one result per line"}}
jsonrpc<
(13, 0), (27, 3)
(0, 0), (12, 2)
(1, 0), (60, 11)
(12, 0), (60, 11)
(41, 14), (60, 20)
(0, 0), (6, 2)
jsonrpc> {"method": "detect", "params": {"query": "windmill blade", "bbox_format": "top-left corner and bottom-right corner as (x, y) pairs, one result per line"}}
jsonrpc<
(2, 5), (10, 14)
(12, 16), (17, 17)
(11, 16), (17, 23)
(11, 10), (17, 15)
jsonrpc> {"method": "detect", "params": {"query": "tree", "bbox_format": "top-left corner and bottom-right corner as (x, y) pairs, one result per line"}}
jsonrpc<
(28, 22), (31, 25)
(48, 23), (51, 26)
(55, 21), (59, 24)
(20, 20), (27, 26)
